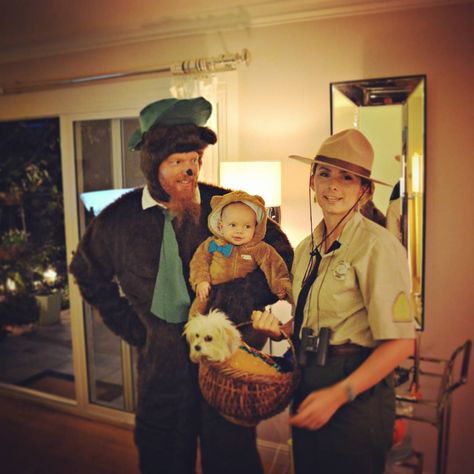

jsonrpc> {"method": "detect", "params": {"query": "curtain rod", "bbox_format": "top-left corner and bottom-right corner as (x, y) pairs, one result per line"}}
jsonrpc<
(0, 49), (251, 96)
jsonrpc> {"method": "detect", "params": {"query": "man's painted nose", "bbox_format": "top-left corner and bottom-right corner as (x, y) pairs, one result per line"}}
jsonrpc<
(186, 169), (193, 176)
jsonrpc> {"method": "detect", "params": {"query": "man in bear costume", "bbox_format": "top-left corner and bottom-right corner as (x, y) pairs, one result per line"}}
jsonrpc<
(69, 97), (293, 474)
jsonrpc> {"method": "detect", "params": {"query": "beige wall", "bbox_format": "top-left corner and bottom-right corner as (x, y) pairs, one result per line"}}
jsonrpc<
(1, 2), (473, 473)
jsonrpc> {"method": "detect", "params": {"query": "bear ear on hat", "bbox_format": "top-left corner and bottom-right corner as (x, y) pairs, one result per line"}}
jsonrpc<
(253, 195), (265, 207)
(200, 127), (217, 145)
(210, 195), (224, 209)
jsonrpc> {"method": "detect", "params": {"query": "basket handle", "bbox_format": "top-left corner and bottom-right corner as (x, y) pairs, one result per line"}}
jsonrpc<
(235, 320), (298, 370)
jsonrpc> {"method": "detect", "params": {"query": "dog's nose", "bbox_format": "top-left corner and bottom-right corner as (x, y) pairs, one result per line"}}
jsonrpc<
(194, 345), (201, 352)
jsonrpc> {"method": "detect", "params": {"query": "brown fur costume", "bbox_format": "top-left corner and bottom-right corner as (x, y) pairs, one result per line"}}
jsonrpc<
(69, 179), (293, 473)
(189, 190), (292, 317)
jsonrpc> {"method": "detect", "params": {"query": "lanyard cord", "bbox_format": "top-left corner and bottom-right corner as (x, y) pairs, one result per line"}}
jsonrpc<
(294, 240), (340, 339)
(295, 184), (368, 339)
(303, 191), (365, 285)
(315, 245), (338, 331)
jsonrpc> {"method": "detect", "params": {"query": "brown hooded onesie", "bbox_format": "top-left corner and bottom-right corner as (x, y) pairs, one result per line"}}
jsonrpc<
(189, 190), (292, 317)
(70, 124), (293, 474)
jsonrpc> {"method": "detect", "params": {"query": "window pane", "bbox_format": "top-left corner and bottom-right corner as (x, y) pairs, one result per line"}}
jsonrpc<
(74, 118), (126, 409)
(0, 118), (73, 400)
(74, 117), (142, 411)
(75, 119), (113, 192)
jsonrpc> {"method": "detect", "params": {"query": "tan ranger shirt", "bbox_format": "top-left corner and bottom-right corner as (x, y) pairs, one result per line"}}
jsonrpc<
(292, 211), (415, 347)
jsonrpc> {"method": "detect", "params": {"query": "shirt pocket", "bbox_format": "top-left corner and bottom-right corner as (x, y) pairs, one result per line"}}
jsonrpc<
(323, 259), (364, 316)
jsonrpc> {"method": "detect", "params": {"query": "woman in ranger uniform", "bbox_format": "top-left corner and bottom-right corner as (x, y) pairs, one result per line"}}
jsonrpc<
(253, 129), (415, 474)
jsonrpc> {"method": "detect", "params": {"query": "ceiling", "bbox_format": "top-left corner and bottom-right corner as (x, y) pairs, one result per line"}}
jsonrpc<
(0, 0), (465, 63)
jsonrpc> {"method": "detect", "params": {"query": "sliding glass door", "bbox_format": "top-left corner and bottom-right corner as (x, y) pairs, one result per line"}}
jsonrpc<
(0, 117), (73, 401)
(73, 116), (140, 411)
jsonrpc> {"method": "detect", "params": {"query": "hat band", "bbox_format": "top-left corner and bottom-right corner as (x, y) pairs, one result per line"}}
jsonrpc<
(315, 155), (371, 178)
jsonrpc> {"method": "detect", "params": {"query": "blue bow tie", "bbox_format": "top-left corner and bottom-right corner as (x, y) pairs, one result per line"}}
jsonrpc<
(208, 239), (233, 258)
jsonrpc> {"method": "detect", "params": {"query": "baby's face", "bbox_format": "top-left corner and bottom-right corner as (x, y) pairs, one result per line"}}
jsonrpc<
(219, 202), (257, 246)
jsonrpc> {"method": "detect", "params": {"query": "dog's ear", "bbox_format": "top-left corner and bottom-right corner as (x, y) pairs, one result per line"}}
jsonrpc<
(183, 319), (196, 343)
(221, 322), (241, 355)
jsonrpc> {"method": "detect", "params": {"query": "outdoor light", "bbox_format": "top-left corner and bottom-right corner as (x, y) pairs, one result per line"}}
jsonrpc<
(43, 267), (58, 286)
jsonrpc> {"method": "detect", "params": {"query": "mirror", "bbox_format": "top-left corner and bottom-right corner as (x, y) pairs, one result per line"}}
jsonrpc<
(331, 75), (425, 329)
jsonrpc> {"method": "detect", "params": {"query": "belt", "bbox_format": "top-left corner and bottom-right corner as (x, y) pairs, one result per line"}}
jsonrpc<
(328, 343), (370, 356)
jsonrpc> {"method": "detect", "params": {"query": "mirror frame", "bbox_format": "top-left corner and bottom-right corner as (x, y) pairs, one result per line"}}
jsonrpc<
(330, 75), (426, 329)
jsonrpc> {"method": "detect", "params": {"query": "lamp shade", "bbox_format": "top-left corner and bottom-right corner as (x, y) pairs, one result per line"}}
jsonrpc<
(220, 161), (281, 207)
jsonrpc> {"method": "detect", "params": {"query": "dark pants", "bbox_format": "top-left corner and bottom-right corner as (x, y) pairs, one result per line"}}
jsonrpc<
(132, 316), (264, 474)
(134, 398), (263, 474)
(135, 415), (198, 474)
(199, 399), (263, 474)
(292, 351), (395, 474)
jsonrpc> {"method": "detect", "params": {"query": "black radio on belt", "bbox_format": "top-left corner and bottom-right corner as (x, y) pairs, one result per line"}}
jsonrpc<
(298, 327), (331, 367)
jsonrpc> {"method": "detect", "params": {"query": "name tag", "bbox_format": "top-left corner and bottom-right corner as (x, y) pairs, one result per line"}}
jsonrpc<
(241, 254), (253, 261)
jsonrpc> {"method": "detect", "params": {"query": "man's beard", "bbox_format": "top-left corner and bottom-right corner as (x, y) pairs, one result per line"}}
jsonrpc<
(167, 198), (201, 228)
(163, 182), (201, 228)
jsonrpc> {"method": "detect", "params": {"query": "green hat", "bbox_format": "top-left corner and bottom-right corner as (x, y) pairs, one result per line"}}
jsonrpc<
(128, 97), (212, 151)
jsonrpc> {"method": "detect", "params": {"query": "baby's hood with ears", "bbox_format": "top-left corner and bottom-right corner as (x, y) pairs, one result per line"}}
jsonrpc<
(208, 190), (267, 243)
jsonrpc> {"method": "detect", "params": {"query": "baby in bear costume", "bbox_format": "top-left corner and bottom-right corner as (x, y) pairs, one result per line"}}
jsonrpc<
(189, 190), (292, 318)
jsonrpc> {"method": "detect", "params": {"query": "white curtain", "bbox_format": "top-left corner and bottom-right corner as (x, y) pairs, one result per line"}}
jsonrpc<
(170, 75), (219, 184)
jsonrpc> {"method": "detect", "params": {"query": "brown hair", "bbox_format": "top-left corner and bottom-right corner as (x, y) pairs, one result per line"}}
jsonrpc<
(360, 177), (375, 206)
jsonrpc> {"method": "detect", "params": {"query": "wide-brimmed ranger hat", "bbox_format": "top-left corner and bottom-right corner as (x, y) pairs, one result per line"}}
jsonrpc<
(289, 128), (390, 186)
(128, 97), (212, 151)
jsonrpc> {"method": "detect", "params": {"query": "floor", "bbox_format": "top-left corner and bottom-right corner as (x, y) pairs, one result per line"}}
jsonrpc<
(0, 395), (139, 474)
(0, 394), (296, 474)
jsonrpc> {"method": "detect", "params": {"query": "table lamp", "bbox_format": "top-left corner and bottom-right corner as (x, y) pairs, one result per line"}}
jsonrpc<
(220, 161), (282, 223)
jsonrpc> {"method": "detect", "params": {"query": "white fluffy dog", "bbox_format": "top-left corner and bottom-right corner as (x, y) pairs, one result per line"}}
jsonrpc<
(183, 309), (241, 363)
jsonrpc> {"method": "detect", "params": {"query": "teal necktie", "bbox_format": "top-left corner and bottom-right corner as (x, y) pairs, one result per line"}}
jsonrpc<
(150, 209), (191, 323)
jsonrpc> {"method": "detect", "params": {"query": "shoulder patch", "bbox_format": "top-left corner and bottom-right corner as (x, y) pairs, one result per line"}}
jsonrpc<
(392, 291), (413, 322)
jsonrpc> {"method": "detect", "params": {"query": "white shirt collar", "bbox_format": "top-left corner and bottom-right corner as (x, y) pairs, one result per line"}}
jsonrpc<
(141, 185), (201, 210)
(142, 185), (165, 210)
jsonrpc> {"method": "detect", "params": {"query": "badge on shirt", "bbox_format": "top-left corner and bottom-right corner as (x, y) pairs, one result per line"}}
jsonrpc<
(241, 254), (253, 261)
(333, 260), (351, 280)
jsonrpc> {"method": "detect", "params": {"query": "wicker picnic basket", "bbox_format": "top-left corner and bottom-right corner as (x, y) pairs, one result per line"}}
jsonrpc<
(199, 322), (300, 426)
